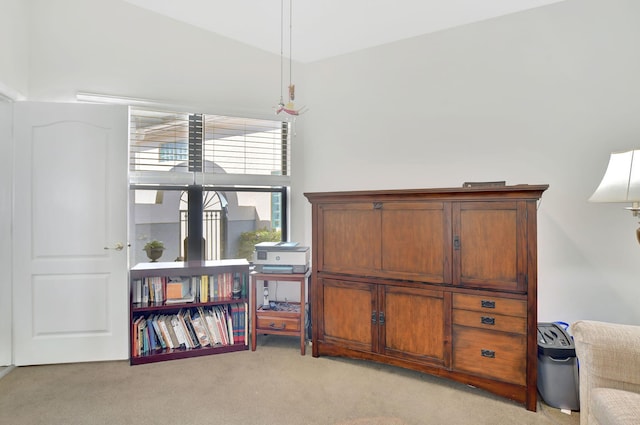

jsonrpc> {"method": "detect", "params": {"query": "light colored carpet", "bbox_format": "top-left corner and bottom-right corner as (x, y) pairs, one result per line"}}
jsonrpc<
(334, 418), (407, 425)
(0, 335), (579, 425)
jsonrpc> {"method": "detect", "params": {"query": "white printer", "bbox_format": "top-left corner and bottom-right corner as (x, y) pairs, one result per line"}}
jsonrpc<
(252, 242), (309, 274)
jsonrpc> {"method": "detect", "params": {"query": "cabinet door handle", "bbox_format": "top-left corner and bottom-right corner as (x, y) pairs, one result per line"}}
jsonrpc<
(481, 316), (495, 326)
(373, 202), (383, 209)
(481, 300), (496, 309)
(372, 311), (377, 324)
(453, 236), (461, 250)
(379, 312), (385, 325)
(481, 349), (496, 359)
(269, 322), (286, 330)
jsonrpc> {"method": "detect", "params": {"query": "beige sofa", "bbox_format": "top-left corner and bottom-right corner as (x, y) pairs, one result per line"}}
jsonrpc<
(572, 320), (640, 425)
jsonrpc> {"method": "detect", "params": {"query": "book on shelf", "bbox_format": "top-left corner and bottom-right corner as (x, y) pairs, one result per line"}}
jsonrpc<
(146, 316), (162, 352)
(156, 315), (173, 349)
(200, 307), (223, 347)
(132, 316), (144, 356)
(143, 276), (165, 305)
(230, 303), (245, 345)
(207, 272), (236, 300)
(213, 306), (229, 345)
(149, 315), (166, 350)
(210, 274), (218, 300)
(164, 277), (195, 304)
(138, 319), (148, 355)
(203, 307), (223, 345)
(164, 294), (195, 305)
(170, 315), (188, 349)
(190, 309), (211, 347)
(176, 310), (193, 349)
(179, 308), (201, 349)
(200, 275), (208, 303)
(209, 307), (223, 345)
(142, 280), (149, 304)
(225, 306), (234, 344)
(166, 282), (182, 300)
(244, 302), (248, 346)
(161, 315), (179, 349)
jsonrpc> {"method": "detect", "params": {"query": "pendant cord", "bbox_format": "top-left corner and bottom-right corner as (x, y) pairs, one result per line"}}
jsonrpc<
(289, 0), (293, 92)
(275, 0), (305, 116)
(280, 0), (284, 103)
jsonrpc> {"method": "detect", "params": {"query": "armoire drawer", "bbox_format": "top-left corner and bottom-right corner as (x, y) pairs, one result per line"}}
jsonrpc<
(452, 309), (526, 334)
(453, 293), (526, 317)
(452, 326), (526, 386)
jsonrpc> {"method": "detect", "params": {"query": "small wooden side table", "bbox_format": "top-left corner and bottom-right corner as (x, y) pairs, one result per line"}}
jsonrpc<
(251, 271), (309, 355)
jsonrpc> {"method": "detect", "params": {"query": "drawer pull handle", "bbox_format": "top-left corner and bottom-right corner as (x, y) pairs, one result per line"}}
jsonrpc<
(481, 316), (495, 325)
(481, 349), (496, 359)
(481, 300), (496, 309)
(269, 322), (286, 330)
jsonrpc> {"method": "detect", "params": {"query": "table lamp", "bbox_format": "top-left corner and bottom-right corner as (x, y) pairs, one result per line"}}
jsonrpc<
(589, 149), (640, 244)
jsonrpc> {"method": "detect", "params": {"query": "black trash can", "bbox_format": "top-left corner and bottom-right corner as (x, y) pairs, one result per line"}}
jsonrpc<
(537, 322), (580, 411)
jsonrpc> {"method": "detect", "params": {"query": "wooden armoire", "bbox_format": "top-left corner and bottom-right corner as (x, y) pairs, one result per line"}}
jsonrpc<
(304, 184), (548, 411)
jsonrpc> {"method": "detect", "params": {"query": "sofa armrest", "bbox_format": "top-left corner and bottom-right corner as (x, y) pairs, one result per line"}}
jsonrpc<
(572, 320), (640, 424)
(573, 320), (640, 386)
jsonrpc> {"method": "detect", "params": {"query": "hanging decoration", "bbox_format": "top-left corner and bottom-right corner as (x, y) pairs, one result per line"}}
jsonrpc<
(275, 0), (307, 116)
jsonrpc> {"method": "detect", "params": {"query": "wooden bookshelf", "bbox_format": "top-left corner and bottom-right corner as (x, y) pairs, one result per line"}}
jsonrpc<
(129, 259), (250, 365)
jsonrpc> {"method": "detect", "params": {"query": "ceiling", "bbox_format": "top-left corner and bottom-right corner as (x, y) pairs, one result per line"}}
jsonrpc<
(122, 0), (564, 63)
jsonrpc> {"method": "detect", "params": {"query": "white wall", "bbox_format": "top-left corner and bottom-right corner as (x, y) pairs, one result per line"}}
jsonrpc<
(8, 0), (640, 331)
(28, 0), (282, 106)
(0, 0), (29, 98)
(303, 0), (640, 326)
(0, 97), (13, 366)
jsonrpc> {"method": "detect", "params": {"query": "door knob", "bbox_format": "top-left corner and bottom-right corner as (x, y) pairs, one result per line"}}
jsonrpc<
(104, 242), (125, 251)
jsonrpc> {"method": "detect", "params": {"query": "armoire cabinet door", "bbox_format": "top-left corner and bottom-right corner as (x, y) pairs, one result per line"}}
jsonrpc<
(380, 285), (447, 366)
(318, 203), (381, 276)
(380, 202), (452, 284)
(319, 278), (377, 352)
(453, 201), (528, 293)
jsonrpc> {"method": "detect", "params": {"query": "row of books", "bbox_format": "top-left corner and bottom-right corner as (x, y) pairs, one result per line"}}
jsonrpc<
(131, 272), (247, 305)
(132, 303), (248, 357)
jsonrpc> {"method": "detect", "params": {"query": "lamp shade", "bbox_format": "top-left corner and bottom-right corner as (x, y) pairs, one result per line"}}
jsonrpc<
(589, 149), (640, 203)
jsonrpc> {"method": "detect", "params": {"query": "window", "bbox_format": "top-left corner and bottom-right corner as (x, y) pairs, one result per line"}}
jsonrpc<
(129, 108), (289, 265)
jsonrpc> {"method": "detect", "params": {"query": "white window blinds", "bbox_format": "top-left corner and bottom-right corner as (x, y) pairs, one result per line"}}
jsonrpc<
(129, 108), (290, 187)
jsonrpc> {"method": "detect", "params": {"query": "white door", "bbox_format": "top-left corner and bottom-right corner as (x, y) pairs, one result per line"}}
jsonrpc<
(13, 102), (129, 365)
